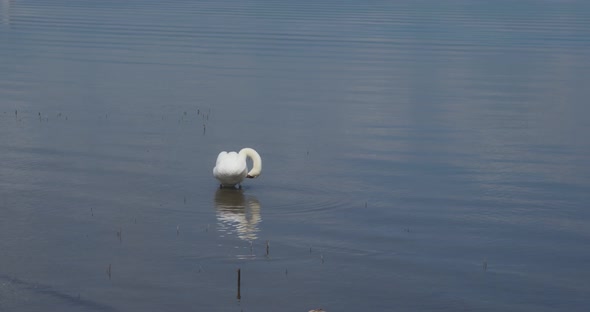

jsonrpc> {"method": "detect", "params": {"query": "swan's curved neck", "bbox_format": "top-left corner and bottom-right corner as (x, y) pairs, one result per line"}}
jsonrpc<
(239, 148), (262, 177)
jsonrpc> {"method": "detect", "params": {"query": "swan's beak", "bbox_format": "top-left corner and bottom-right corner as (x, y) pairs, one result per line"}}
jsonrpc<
(246, 175), (254, 179)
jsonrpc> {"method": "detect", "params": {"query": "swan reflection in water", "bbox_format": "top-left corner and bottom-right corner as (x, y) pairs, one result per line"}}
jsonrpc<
(214, 188), (261, 241)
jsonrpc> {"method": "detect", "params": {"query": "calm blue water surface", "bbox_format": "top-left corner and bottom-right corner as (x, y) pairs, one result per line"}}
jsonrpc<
(1, 0), (590, 311)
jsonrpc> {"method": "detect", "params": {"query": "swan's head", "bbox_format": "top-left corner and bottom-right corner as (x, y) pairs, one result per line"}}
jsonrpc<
(246, 172), (259, 179)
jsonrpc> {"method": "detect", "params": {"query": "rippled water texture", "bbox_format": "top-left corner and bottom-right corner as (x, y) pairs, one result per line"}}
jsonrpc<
(1, 0), (590, 311)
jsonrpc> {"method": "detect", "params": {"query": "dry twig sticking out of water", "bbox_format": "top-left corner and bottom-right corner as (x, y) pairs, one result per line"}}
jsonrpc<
(237, 268), (241, 300)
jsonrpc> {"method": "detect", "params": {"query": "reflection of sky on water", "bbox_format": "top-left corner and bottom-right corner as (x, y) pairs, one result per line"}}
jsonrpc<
(1, 0), (9, 25)
(214, 188), (261, 241)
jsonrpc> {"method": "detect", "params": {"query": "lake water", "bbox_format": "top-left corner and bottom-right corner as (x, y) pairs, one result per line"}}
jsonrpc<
(1, 0), (590, 311)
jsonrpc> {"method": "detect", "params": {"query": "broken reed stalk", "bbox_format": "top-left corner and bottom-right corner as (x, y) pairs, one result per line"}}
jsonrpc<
(237, 268), (241, 300)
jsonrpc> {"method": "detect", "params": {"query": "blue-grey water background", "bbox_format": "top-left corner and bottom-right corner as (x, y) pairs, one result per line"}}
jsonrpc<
(1, 0), (590, 311)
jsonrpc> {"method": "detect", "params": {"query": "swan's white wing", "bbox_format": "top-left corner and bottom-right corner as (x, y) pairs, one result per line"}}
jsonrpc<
(218, 152), (243, 174)
(213, 151), (247, 186)
(216, 151), (228, 166)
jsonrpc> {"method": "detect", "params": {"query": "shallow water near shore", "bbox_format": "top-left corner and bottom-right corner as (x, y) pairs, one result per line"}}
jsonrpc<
(1, 0), (590, 311)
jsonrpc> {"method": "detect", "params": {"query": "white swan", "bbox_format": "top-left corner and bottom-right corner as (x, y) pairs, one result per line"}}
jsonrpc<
(213, 148), (262, 188)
